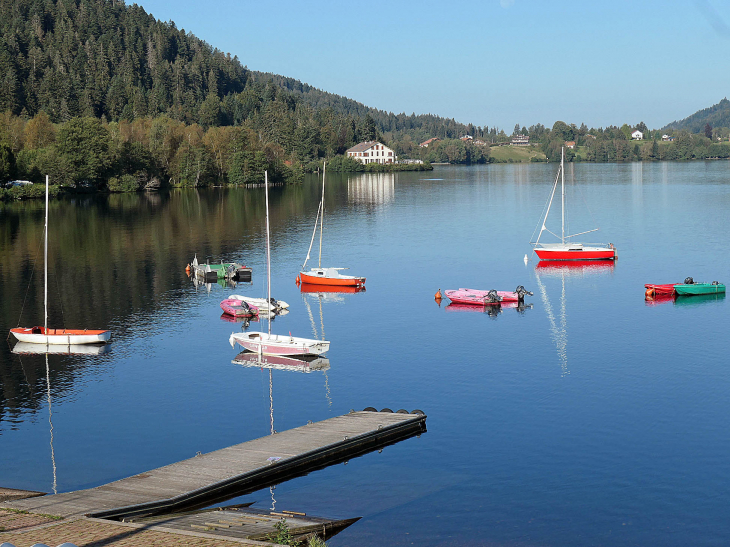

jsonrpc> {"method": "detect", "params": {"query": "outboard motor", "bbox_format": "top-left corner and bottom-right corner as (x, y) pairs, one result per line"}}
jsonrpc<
(268, 297), (280, 310)
(240, 301), (250, 313)
(684, 277), (694, 285)
(514, 285), (534, 302)
(485, 289), (501, 304)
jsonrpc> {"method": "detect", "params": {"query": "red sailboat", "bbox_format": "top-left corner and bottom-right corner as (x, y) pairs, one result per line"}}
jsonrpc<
(531, 147), (617, 261)
(298, 162), (365, 287)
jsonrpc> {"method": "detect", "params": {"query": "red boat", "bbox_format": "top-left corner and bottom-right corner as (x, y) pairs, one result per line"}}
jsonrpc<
(645, 283), (678, 297)
(531, 147), (617, 261)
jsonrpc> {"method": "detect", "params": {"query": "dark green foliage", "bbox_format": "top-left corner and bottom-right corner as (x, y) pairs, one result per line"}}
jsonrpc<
(55, 117), (110, 186)
(0, 182), (60, 201)
(108, 173), (143, 192)
(664, 98), (730, 133)
(0, 143), (15, 180)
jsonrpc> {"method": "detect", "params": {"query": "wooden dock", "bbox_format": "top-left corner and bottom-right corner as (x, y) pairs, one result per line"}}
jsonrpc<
(2, 409), (426, 520)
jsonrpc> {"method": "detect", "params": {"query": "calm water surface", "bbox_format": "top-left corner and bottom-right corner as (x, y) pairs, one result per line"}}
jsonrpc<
(2, 162), (730, 546)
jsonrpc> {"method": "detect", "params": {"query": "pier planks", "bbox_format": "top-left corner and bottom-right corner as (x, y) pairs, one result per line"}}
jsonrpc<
(1, 410), (426, 519)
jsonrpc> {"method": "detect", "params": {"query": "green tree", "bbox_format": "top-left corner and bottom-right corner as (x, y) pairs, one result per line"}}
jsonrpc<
(55, 117), (111, 186)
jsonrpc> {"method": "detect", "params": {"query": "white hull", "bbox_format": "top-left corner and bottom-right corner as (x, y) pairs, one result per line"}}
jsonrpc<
(11, 331), (112, 344)
(230, 332), (330, 356)
(228, 295), (289, 311)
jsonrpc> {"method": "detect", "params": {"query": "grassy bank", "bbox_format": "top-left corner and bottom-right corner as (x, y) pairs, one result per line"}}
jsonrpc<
(489, 145), (547, 163)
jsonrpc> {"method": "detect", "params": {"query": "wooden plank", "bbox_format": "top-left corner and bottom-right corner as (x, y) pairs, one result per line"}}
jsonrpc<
(1, 410), (426, 519)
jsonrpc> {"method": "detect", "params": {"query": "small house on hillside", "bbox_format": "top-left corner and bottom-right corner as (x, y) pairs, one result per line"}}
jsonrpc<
(662, 134), (674, 142)
(511, 135), (529, 146)
(631, 130), (643, 140)
(565, 141), (576, 149)
(460, 135), (473, 142)
(346, 141), (395, 164)
(420, 138), (439, 148)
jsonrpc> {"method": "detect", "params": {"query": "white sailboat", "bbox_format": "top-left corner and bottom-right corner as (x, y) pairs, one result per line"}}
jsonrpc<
(230, 172), (330, 356)
(298, 162), (365, 287)
(10, 176), (111, 345)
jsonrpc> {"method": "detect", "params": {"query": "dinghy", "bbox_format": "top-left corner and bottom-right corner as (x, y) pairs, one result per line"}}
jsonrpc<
(220, 298), (259, 317)
(674, 280), (725, 296)
(444, 286), (533, 306)
(228, 295), (289, 312)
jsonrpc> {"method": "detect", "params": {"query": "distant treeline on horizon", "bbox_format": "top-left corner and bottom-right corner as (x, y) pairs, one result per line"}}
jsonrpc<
(1, 0), (730, 200)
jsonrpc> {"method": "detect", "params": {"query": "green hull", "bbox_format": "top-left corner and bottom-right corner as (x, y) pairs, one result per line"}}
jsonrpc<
(674, 283), (725, 296)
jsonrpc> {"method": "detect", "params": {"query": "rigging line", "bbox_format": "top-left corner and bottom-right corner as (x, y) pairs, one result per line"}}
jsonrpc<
(302, 200), (322, 269)
(11, 225), (46, 337)
(46, 353), (58, 495)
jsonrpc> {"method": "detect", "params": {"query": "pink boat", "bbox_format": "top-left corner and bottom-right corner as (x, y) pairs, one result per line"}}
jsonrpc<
(220, 298), (259, 317)
(445, 286), (533, 306)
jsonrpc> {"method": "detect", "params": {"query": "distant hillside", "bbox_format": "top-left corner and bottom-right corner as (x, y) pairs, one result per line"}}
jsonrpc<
(663, 98), (730, 132)
(0, 0), (483, 140)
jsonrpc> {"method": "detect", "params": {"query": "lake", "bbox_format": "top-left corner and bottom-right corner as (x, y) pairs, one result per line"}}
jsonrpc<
(1, 161), (730, 546)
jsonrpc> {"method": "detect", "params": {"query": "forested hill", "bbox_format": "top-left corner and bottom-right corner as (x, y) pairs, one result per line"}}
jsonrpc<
(663, 98), (730, 133)
(0, 0), (482, 140)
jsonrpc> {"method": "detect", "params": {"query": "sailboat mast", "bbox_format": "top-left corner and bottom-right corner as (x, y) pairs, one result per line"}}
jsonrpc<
(265, 171), (271, 336)
(561, 147), (565, 244)
(44, 175), (48, 335)
(318, 162), (326, 268)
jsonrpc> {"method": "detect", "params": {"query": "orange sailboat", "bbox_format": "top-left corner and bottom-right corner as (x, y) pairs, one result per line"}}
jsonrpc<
(298, 163), (365, 287)
(10, 176), (111, 346)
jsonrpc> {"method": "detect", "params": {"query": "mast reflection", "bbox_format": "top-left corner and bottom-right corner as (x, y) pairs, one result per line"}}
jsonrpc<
(534, 260), (615, 376)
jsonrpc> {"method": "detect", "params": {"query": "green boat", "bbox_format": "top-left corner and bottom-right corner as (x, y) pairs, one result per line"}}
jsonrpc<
(674, 282), (725, 296)
(190, 255), (252, 282)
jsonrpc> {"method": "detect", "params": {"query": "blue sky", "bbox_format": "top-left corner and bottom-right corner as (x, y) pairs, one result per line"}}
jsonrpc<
(134, 0), (730, 131)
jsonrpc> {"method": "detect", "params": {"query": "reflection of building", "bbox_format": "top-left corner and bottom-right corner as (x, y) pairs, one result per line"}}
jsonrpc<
(346, 141), (395, 164)
(348, 173), (395, 206)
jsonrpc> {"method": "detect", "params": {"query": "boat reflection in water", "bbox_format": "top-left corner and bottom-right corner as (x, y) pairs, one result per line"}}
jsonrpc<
(232, 350), (330, 510)
(445, 301), (532, 318)
(12, 342), (112, 355)
(534, 259), (614, 377)
(299, 283), (366, 295)
(674, 292), (726, 308)
(534, 259), (616, 278)
(220, 308), (289, 328)
(233, 351), (330, 373)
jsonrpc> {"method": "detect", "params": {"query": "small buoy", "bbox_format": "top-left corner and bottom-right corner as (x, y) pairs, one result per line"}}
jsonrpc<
(295, 275), (300, 285)
(523, 254), (528, 264)
(434, 288), (442, 301)
(185, 263), (191, 274)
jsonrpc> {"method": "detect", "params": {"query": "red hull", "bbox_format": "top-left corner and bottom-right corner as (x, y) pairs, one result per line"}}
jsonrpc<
(645, 283), (678, 296)
(299, 272), (365, 286)
(535, 249), (616, 261)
